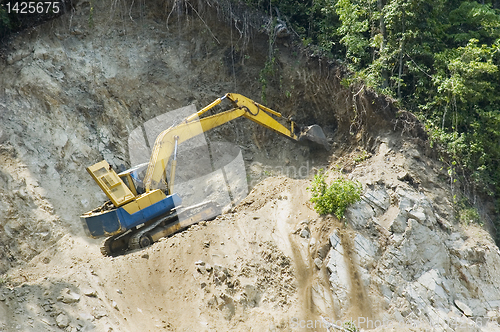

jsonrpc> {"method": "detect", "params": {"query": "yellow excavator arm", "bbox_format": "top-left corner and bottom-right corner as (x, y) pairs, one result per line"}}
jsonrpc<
(143, 93), (301, 193)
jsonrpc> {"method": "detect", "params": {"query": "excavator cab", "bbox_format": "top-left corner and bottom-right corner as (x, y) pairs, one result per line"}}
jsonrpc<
(118, 163), (149, 196)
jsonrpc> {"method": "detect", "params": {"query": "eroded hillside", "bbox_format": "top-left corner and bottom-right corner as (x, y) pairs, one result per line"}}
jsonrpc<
(0, 1), (499, 331)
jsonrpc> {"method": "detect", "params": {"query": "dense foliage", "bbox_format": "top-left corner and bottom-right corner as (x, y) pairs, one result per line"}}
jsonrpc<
(308, 170), (362, 219)
(245, 0), (500, 233)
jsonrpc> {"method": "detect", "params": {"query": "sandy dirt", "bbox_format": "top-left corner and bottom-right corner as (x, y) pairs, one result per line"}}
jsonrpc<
(2, 135), (500, 332)
(1, 177), (324, 331)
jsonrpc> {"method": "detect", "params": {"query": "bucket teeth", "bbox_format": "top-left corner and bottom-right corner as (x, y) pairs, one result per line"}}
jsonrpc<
(299, 125), (329, 149)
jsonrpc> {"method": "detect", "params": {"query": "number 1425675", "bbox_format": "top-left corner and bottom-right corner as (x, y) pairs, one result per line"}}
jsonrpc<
(4, 2), (60, 14)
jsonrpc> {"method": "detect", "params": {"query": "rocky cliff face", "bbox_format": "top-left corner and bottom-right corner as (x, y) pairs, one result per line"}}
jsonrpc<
(0, 1), (499, 331)
(321, 144), (500, 331)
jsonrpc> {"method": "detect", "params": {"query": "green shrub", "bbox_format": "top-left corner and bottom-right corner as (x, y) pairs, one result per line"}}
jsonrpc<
(455, 197), (482, 226)
(343, 321), (360, 332)
(459, 207), (481, 226)
(308, 169), (362, 219)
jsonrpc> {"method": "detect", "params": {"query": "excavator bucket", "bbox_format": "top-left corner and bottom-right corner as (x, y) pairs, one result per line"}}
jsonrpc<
(299, 125), (329, 149)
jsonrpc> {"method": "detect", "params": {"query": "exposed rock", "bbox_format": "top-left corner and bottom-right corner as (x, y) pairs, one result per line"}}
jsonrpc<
(242, 284), (260, 307)
(455, 299), (473, 317)
(82, 288), (97, 298)
(353, 233), (377, 266)
(326, 236), (350, 313)
(397, 172), (419, 187)
(390, 210), (408, 233)
(92, 307), (108, 319)
(314, 258), (322, 269)
(378, 142), (390, 155)
(363, 186), (391, 212)
(407, 208), (426, 224)
(197, 265), (207, 274)
(299, 227), (310, 238)
(79, 312), (94, 321)
(329, 232), (340, 248)
(56, 313), (70, 328)
(345, 199), (375, 229)
(0, 128), (7, 144)
(324, 176), (500, 330)
(407, 148), (421, 160)
(58, 288), (80, 304)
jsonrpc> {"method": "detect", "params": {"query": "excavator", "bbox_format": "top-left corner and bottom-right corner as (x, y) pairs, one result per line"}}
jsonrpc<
(80, 93), (328, 255)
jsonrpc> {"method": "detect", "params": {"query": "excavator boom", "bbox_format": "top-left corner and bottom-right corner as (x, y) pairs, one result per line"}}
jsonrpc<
(144, 93), (327, 193)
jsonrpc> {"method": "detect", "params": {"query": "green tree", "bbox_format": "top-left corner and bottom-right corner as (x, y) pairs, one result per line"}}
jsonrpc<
(334, 0), (371, 67)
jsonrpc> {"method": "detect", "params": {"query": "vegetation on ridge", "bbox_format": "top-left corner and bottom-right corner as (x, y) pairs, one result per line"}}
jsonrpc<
(245, 0), (500, 237)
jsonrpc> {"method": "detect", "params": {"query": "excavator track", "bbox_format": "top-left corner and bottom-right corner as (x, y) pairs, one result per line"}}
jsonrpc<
(128, 201), (220, 250)
(100, 230), (134, 256)
(99, 201), (220, 256)
(100, 236), (115, 256)
(99, 212), (175, 256)
(128, 214), (175, 250)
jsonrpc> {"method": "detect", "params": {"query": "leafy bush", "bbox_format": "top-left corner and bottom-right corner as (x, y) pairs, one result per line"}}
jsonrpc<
(459, 207), (481, 226)
(308, 170), (362, 219)
(455, 197), (482, 226)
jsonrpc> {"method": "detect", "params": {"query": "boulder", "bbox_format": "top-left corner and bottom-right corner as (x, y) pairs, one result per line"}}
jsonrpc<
(354, 233), (377, 266)
(345, 200), (375, 229)
(300, 227), (310, 238)
(329, 232), (340, 249)
(56, 314), (70, 328)
(390, 210), (408, 233)
(58, 288), (80, 304)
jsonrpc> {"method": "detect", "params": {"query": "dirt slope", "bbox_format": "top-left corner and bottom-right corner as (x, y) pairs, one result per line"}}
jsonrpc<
(1, 1), (500, 332)
(1, 177), (319, 331)
(3, 141), (500, 332)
